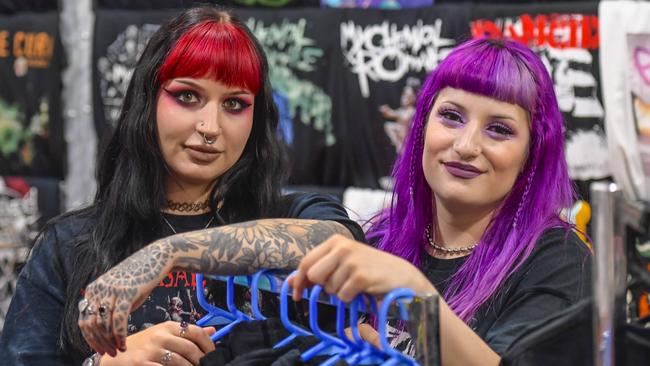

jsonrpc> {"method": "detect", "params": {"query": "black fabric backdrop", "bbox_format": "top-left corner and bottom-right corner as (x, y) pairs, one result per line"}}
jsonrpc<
(92, 3), (607, 192)
(92, 6), (472, 188)
(0, 11), (64, 178)
(0, 0), (57, 15)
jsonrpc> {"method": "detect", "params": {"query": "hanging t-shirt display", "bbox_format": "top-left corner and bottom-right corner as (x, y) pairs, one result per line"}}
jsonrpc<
(94, 5), (607, 190)
(92, 9), (174, 139)
(469, 2), (607, 183)
(0, 11), (64, 178)
(323, 6), (471, 188)
(93, 7), (470, 188)
(600, 1), (650, 202)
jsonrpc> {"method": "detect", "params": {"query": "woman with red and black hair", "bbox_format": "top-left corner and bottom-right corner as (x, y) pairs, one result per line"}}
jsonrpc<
(0, 7), (364, 366)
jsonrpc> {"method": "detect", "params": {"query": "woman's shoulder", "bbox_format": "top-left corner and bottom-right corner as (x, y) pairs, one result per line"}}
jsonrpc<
(533, 226), (592, 259)
(35, 208), (98, 252)
(275, 192), (366, 242)
(20, 210), (96, 284)
(516, 226), (592, 286)
(274, 192), (345, 218)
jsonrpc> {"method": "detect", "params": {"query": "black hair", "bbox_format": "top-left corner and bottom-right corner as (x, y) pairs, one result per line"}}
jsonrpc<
(51, 6), (286, 354)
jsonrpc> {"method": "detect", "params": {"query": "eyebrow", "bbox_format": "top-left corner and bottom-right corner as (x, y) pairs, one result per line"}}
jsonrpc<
(440, 100), (520, 122)
(171, 79), (253, 96)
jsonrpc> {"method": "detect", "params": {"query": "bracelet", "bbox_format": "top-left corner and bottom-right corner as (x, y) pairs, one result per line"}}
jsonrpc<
(81, 353), (100, 366)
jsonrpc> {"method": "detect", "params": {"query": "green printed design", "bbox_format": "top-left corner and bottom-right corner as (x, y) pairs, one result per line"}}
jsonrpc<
(248, 18), (336, 146)
(0, 99), (27, 157)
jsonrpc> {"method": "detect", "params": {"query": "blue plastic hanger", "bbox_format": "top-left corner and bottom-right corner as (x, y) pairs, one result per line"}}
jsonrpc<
(319, 295), (366, 366)
(301, 285), (349, 361)
(195, 273), (237, 327)
(250, 269), (278, 320)
(377, 288), (419, 366)
(208, 275), (253, 341)
(273, 270), (312, 349)
(345, 293), (387, 365)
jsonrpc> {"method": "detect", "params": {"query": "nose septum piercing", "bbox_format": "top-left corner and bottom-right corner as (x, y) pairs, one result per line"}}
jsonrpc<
(198, 121), (216, 145)
(202, 132), (216, 145)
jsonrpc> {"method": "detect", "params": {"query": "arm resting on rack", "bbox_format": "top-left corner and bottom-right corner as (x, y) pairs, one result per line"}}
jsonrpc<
(78, 218), (353, 356)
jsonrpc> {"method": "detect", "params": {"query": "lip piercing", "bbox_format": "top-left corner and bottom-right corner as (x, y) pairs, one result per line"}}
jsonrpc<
(202, 133), (216, 145)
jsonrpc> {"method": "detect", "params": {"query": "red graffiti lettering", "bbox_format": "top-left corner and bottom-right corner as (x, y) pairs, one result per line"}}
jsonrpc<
(470, 13), (599, 50)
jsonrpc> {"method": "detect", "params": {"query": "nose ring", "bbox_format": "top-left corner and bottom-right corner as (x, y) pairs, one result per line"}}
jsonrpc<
(202, 133), (216, 145)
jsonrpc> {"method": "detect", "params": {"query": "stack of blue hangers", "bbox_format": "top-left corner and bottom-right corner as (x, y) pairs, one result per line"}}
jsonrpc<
(194, 269), (420, 366)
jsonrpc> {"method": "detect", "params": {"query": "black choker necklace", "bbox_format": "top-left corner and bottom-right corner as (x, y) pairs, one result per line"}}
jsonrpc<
(164, 199), (210, 212)
(425, 224), (479, 255)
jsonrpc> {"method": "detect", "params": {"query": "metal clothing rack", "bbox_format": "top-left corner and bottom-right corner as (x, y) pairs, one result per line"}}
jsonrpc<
(591, 182), (650, 366)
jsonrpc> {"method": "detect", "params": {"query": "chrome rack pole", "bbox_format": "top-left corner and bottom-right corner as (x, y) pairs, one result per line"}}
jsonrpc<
(407, 293), (441, 366)
(591, 182), (627, 366)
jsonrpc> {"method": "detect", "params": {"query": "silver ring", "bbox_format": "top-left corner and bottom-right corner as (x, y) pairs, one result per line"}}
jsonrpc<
(161, 349), (173, 365)
(179, 321), (189, 337)
(202, 132), (216, 145)
(85, 305), (96, 316)
(78, 298), (96, 316)
(78, 298), (89, 314)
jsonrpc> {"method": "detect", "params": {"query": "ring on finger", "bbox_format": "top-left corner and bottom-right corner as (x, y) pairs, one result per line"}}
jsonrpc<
(98, 303), (110, 319)
(85, 305), (96, 316)
(78, 298), (95, 316)
(179, 321), (189, 338)
(161, 349), (173, 365)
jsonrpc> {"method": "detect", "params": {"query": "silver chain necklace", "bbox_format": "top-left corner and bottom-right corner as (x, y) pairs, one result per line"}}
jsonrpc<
(425, 224), (479, 255)
(162, 215), (215, 235)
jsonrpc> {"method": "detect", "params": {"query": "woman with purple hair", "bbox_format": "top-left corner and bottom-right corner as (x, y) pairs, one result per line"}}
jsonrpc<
(291, 37), (592, 365)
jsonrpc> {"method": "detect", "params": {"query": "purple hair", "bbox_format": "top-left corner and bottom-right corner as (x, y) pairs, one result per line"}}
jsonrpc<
(367, 38), (575, 323)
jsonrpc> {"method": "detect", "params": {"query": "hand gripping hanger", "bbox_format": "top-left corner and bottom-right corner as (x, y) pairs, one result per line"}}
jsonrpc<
(194, 270), (440, 365)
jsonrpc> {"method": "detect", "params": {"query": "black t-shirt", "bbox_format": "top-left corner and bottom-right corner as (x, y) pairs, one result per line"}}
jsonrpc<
(0, 192), (365, 366)
(386, 228), (592, 356)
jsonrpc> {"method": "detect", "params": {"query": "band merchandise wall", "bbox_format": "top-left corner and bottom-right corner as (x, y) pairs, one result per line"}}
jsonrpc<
(92, 2), (609, 193)
(0, 1), (65, 333)
(0, 0), (642, 340)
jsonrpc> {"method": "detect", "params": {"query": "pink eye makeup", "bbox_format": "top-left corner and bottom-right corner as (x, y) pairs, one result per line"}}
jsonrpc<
(223, 97), (252, 114)
(163, 87), (200, 106)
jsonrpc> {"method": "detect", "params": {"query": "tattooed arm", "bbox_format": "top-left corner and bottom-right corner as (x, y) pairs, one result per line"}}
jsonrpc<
(170, 219), (351, 274)
(78, 219), (352, 355)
